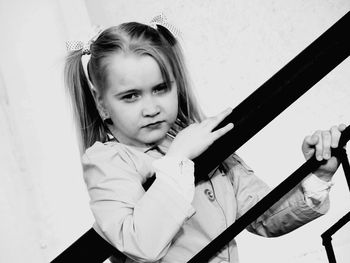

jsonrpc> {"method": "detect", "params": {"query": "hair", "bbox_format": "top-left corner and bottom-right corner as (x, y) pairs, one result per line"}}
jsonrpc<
(65, 22), (205, 154)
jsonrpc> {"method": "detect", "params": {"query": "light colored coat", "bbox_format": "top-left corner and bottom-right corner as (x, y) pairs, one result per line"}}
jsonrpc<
(82, 141), (328, 263)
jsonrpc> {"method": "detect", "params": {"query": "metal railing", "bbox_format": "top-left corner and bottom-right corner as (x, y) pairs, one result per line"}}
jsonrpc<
(189, 127), (350, 262)
(51, 10), (350, 263)
(321, 143), (350, 263)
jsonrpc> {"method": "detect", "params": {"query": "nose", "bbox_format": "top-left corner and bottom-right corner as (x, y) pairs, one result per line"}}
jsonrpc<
(141, 96), (160, 117)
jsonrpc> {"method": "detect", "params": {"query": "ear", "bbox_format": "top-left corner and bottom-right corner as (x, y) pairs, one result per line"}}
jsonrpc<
(90, 88), (109, 119)
(90, 87), (101, 103)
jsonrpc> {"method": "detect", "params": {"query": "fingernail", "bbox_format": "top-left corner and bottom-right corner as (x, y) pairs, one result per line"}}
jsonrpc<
(324, 153), (330, 159)
(317, 155), (322, 161)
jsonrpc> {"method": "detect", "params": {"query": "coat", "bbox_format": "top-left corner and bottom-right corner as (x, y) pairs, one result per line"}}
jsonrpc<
(82, 140), (329, 263)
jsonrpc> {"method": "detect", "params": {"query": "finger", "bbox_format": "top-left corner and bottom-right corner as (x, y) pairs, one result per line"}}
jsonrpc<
(313, 131), (323, 161)
(302, 135), (317, 159)
(200, 117), (212, 127)
(330, 125), (341, 148)
(321, 130), (332, 160)
(211, 123), (234, 141)
(302, 134), (319, 150)
(206, 108), (233, 130)
(338, 123), (347, 132)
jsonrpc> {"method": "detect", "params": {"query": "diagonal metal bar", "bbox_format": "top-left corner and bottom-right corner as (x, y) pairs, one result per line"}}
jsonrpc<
(188, 126), (350, 263)
(51, 228), (126, 262)
(194, 10), (350, 183)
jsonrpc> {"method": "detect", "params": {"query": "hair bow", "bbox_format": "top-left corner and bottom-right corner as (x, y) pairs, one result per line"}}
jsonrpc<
(149, 13), (181, 38)
(65, 25), (104, 55)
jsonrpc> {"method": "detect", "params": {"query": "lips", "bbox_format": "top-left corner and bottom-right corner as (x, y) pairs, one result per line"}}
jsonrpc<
(143, 121), (164, 128)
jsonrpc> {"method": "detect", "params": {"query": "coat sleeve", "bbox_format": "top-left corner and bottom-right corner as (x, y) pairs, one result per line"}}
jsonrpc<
(82, 143), (195, 262)
(227, 154), (330, 237)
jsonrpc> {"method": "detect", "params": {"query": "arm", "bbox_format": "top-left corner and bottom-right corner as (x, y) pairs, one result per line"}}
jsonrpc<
(233, 123), (346, 237)
(229, 154), (329, 237)
(83, 143), (195, 262)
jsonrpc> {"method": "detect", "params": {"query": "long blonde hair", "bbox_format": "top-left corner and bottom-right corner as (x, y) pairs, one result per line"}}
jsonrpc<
(64, 22), (204, 153)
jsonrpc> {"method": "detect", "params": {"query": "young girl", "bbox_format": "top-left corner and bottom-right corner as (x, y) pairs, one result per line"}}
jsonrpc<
(65, 18), (345, 263)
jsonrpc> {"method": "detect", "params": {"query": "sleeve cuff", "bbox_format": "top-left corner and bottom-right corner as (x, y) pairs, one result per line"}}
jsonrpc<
(152, 156), (195, 203)
(301, 173), (333, 209)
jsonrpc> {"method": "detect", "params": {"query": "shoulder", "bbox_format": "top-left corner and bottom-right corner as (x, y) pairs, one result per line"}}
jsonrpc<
(82, 141), (129, 169)
(83, 141), (130, 162)
(222, 154), (270, 198)
(221, 153), (254, 174)
(82, 141), (154, 184)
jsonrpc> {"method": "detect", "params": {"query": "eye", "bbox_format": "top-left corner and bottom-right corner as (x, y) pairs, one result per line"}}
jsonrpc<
(153, 84), (170, 94)
(121, 93), (140, 102)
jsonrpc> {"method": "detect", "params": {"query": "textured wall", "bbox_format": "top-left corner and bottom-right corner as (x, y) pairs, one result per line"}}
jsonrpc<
(0, 0), (94, 262)
(85, 0), (350, 262)
(0, 0), (349, 262)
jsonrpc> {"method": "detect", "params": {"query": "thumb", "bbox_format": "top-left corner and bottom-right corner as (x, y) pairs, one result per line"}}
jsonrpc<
(302, 135), (318, 159)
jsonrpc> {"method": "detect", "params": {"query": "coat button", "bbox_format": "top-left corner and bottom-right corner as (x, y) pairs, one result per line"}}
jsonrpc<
(204, 189), (215, 201)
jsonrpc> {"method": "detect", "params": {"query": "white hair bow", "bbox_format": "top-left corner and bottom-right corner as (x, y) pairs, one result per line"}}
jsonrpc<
(65, 25), (104, 54)
(149, 13), (181, 38)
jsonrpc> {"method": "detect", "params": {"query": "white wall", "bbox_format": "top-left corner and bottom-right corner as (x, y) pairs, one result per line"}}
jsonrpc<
(0, 0), (349, 262)
(84, 0), (350, 262)
(0, 0), (94, 262)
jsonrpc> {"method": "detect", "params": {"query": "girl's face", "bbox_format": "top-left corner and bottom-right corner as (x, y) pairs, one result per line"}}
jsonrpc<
(100, 53), (178, 147)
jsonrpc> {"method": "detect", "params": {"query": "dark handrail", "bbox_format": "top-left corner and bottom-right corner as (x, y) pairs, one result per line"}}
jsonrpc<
(51, 228), (125, 263)
(188, 126), (350, 262)
(51, 11), (350, 263)
(194, 10), (350, 183)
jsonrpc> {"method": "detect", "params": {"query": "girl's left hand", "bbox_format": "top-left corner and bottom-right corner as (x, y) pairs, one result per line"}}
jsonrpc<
(302, 124), (347, 182)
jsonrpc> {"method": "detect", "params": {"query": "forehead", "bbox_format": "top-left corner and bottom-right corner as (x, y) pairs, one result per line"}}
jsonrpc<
(105, 53), (168, 91)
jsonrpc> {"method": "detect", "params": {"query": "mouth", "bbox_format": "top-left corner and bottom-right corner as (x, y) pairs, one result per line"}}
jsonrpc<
(143, 121), (164, 128)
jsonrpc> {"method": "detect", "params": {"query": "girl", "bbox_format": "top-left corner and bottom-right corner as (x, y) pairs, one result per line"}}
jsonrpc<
(65, 19), (345, 263)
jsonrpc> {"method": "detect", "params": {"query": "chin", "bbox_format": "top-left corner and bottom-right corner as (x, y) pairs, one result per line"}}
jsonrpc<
(142, 130), (168, 145)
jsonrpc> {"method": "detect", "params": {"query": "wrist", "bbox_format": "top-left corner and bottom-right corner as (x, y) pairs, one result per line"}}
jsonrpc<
(152, 156), (195, 203)
(302, 173), (334, 191)
(302, 173), (333, 211)
(166, 149), (189, 160)
(152, 156), (194, 182)
(312, 171), (333, 182)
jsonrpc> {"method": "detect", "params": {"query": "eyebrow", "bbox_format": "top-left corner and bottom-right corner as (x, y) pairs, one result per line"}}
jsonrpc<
(115, 81), (173, 97)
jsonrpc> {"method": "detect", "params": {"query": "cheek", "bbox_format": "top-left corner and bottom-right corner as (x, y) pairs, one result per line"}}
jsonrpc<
(168, 90), (179, 118)
(174, 97), (179, 118)
(171, 95), (179, 123)
(106, 103), (136, 128)
(113, 107), (136, 123)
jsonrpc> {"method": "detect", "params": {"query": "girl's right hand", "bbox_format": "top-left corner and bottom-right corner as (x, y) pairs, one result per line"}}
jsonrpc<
(167, 108), (234, 160)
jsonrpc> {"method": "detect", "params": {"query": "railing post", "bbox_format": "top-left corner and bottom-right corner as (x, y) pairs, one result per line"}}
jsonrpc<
(321, 212), (350, 263)
(322, 236), (336, 263)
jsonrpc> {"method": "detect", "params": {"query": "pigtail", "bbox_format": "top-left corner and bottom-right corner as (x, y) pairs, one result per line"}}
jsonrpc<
(156, 24), (206, 127)
(155, 25), (178, 46)
(64, 51), (108, 154)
